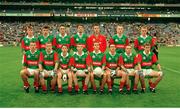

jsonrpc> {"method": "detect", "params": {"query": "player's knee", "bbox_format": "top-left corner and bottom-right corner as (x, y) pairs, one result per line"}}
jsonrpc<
(158, 71), (163, 77)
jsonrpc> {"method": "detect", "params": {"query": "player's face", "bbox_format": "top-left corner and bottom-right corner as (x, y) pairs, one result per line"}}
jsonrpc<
(116, 26), (124, 34)
(62, 46), (68, 53)
(42, 28), (49, 36)
(77, 25), (84, 33)
(110, 45), (116, 53)
(141, 28), (148, 36)
(27, 28), (33, 36)
(144, 45), (151, 52)
(93, 26), (100, 34)
(30, 42), (36, 51)
(94, 43), (100, 51)
(77, 45), (83, 52)
(125, 46), (132, 54)
(59, 26), (66, 35)
(46, 43), (52, 51)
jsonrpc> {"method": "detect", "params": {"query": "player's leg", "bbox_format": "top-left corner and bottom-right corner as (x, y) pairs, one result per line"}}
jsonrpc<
(40, 70), (49, 93)
(57, 70), (63, 93)
(82, 72), (90, 94)
(72, 72), (79, 93)
(133, 70), (139, 93)
(67, 71), (73, 93)
(50, 74), (57, 93)
(106, 70), (112, 93)
(20, 69), (30, 93)
(117, 70), (127, 94)
(148, 70), (163, 92)
(33, 70), (39, 93)
(99, 73), (107, 94)
(90, 72), (97, 93)
(139, 69), (146, 93)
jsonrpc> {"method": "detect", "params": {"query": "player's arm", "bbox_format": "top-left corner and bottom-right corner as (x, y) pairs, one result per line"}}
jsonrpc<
(134, 38), (139, 53)
(125, 37), (130, 46)
(21, 39), (26, 54)
(38, 52), (44, 72)
(102, 36), (107, 53)
(152, 53), (161, 71)
(109, 37), (114, 45)
(52, 37), (57, 51)
(119, 55), (128, 73)
(22, 54), (27, 69)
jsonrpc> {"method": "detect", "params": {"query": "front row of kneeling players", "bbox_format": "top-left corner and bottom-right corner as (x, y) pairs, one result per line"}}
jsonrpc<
(20, 41), (163, 94)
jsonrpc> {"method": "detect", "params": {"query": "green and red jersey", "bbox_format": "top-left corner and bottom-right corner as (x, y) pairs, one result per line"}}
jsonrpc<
(59, 53), (71, 70)
(87, 34), (107, 53)
(89, 51), (106, 69)
(23, 50), (40, 69)
(105, 52), (120, 70)
(134, 35), (155, 53)
(70, 52), (91, 70)
(38, 35), (54, 51)
(21, 36), (39, 52)
(138, 51), (158, 69)
(53, 34), (72, 53)
(119, 52), (138, 69)
(71, 33), (88, 52)
(109, 34), (129, 54)
(39, 50), (59, 70)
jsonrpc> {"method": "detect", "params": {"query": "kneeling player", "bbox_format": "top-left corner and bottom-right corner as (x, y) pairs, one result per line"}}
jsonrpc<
(119, 45), (140, 94)
(138, 43), (163, 93)
(57, 45), (72, 94)
(20, 41), (40, 93)
(39, 42), (59, 93)
(89, 42), (107, 94)
(70, 45), (91, 94)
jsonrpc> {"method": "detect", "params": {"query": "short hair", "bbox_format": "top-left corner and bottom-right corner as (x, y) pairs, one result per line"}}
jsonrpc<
(59, 24), (66, 28)
(116, 24), (123, 28)
(26, 25), (33, 31)
(141, 25), (148, 30)
(77, 24), (84, 28)
(144, 43), (151, 47)
(92, 23), (99, 28)
(42, 25), (50, 30)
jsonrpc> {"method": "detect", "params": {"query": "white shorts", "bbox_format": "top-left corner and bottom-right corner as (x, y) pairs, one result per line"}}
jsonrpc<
(27, 68), (38, 76)
(127, 69), (137, 74)
(142, 69), (153, 76)
(40, 70), (56, 77)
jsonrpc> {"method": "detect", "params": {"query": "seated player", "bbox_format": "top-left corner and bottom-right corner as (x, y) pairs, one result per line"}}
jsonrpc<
(119, 45), (140, 94)
(138, 43), (163, 93)
(70, 45), (91, 94)
(89, 42), (107, 94)
(57, 45), (72, 94)
(20, 41), (40, 93)
(39, 42), (59, 93)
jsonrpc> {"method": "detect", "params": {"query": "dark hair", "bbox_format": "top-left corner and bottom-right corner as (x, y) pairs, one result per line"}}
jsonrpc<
(77, 24), (84, 28)
(92, 23), (99, 28)
(42, 25), (50, 30)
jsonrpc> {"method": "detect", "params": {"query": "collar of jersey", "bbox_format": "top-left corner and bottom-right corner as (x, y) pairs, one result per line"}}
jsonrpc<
(93, 50), (101, 54)
(77, 33), (84, 37)
(43, 34), (49, 38)
(30, 50), (37, 54)
(46, 50), (53, 54)
(109, 51), (116, 56)
(117, 34), (123, 38)
(59, 33), (67, 38)
(26, 35), (35, 39)
(143, 51), (150, 56)
(125, 52), (132, 57)
(76, 51), (84, 56)
(140, 35), (148, 39)
(61, 52), (69, 57)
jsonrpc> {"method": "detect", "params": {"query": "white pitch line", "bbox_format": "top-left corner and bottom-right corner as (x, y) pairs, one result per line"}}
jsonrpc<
(162, 66), (180, 74)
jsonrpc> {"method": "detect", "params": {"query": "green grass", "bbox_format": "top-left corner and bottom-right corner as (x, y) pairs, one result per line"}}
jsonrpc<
(0, 46), (180, 107)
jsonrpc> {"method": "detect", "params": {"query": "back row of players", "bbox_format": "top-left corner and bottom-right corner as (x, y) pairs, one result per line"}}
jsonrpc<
(20, 24), (163, 94)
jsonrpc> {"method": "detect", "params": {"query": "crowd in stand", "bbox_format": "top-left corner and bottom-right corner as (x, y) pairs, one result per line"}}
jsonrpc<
(0, 21), (179, 46)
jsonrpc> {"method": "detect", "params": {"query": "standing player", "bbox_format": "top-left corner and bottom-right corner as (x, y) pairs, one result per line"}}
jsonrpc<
(109, 25), (129, 54)
(138, 43), (163, 93)
(71, 24), (88, 52)
(39, 42), (59, 93)
(38, 26), (54, 51)
(20, 41), (40, 93)
(87, 23), (107, 53)
(53, 25), (72, 54)
(70, 45), (91, 94)
(21, 25), (39, 53)
(57, 45), (72, 94)
(119, 45), (140, 94)
(89, 42), (107, 94)
(134, 26), (155, 53)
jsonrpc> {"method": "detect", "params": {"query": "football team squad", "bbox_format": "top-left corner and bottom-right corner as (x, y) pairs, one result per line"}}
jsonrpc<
(20, 23), (163, 95)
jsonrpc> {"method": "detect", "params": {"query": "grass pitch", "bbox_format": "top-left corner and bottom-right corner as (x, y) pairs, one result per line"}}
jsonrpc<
(0, 46), (180, 107)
